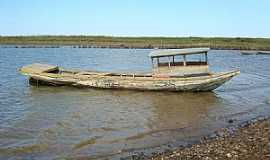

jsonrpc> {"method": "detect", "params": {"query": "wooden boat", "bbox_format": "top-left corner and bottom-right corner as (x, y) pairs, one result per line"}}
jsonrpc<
(19, 48), (240, 92)
(241, 50), (270, 55)
(258, 51), (270, 55)
(241, 51), (259, 55)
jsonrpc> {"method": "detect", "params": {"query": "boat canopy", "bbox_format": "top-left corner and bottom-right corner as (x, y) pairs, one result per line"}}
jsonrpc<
(149, 48), (210, 58)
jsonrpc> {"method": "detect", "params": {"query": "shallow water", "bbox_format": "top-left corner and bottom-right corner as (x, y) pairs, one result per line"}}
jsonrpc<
(0, 48), (270, 159)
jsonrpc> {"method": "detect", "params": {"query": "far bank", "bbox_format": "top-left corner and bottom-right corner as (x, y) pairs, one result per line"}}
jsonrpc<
(1, 36), (270, 50)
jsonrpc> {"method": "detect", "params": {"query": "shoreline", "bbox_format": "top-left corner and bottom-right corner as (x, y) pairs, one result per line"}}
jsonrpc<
(1, 36), (270, 50)
(118, 116), (270, 160)
(1, 45), (270, 52)
(145, 117), (270, 160)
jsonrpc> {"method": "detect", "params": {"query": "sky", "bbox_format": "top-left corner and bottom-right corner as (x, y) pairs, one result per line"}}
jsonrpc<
(0, 0), (270, 37)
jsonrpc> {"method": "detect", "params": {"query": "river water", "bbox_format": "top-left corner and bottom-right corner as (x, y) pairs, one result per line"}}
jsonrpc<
(0, 48), (270, 159)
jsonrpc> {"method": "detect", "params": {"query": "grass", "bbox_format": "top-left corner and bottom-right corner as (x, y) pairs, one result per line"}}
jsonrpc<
(1, 36), (270, 50)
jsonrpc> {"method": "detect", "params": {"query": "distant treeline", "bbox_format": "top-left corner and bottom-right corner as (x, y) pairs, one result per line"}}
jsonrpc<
(1, 36), (270, 50)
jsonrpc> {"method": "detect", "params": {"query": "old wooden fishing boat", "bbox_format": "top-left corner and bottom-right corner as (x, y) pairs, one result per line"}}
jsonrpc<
(241, 50), (270, 55)
(19, 48), (240, 92)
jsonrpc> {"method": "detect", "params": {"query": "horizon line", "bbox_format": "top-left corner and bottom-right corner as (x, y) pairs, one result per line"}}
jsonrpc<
(0, 34), (270, 39)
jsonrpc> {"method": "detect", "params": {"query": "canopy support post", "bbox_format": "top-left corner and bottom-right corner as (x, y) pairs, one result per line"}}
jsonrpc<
(168, 57), (171, 69)
(183, 55), (186, 66)
(205, 52), (208, 64)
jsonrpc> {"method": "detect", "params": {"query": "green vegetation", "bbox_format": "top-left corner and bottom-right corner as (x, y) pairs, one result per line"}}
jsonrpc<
(1, 36), (270, 50)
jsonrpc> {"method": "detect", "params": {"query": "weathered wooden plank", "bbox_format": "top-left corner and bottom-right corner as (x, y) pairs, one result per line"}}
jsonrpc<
(20, 63), (59, 74)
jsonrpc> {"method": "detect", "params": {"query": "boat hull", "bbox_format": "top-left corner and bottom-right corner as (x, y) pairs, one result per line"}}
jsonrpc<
(22, 67), (240, 92)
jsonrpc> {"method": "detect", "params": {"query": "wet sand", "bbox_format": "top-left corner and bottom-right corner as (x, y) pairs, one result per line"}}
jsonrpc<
(149, 117), (270, 160)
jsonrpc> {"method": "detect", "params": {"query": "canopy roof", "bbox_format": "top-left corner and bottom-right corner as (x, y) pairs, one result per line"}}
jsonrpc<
(149, 48), (210, 58)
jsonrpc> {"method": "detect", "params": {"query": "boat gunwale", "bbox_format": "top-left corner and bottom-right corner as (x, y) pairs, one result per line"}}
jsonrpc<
(21, 68), (240, 82)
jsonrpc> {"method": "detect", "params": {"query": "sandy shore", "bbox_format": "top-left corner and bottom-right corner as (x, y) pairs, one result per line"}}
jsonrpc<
(148, 118), (270, 160)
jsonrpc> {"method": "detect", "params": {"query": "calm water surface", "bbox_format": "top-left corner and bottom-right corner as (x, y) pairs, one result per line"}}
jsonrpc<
(0, 48), (270, 159)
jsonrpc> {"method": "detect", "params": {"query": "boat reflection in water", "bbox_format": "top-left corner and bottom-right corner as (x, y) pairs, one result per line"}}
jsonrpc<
(8, 87), (220, 159)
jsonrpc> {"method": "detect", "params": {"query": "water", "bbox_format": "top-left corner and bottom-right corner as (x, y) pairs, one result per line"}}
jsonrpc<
(0, 48), (270, 159)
